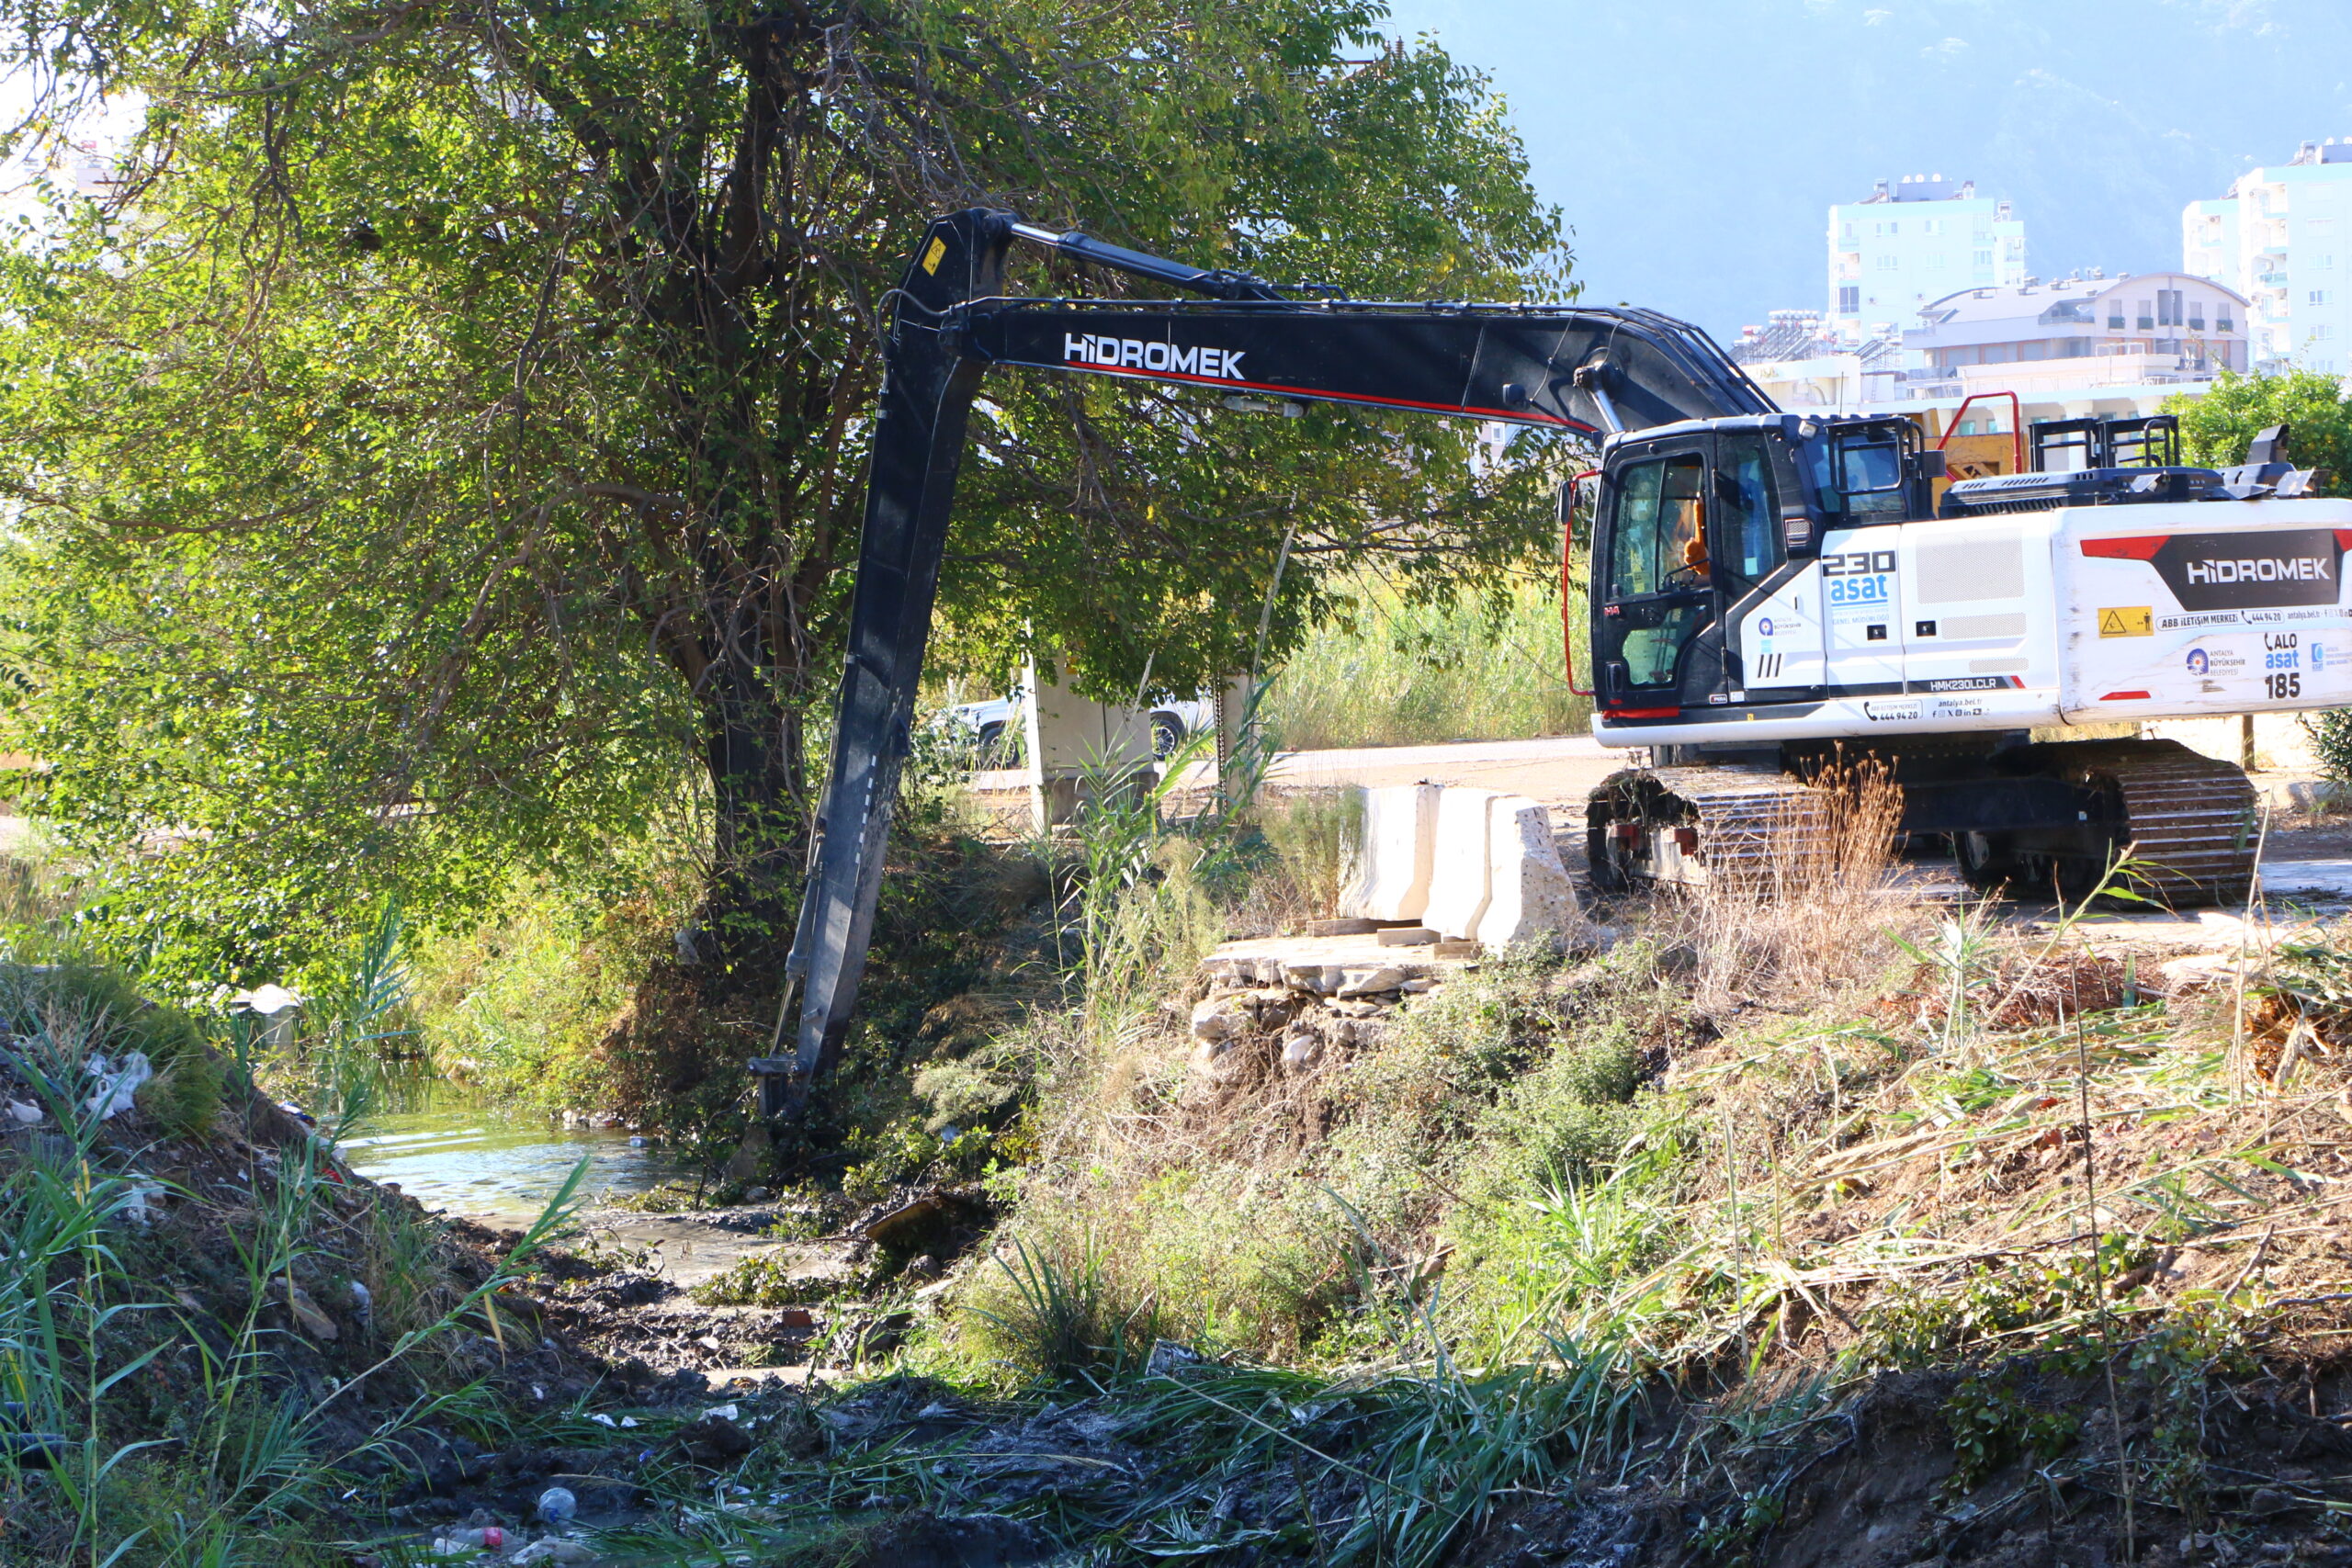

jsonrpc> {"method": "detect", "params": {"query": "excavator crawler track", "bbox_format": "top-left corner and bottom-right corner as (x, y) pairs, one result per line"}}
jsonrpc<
(1586, 763), (1827, 890)
(2045, 739), (2258, 908)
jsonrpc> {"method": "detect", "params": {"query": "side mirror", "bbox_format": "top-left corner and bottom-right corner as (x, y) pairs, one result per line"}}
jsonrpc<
(1917, 448), (1950, 480)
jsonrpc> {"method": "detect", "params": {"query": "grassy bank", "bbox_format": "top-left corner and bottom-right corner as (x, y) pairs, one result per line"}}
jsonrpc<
(12, 750), (2352, 1565)
(666, 777), (2352, 1566)
(0, 960), (592, 1565)
(1261, 573), (1589, 750)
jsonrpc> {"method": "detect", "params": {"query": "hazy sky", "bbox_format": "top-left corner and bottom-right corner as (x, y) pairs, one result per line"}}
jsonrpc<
(1380, 0), (2352, 339)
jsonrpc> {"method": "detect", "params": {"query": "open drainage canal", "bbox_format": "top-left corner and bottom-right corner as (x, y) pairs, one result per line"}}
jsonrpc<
(336, 1077), (695, 1227)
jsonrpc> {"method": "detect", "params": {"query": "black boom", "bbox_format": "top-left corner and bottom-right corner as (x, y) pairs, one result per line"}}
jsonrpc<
(763, 210), (1775, 1115)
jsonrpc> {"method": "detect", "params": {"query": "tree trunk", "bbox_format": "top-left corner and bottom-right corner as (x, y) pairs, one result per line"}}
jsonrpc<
(687, 592), (808, 984)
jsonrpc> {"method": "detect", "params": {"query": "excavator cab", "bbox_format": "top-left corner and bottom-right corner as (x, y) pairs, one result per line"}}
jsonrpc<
(1589, 415), (1932, 719)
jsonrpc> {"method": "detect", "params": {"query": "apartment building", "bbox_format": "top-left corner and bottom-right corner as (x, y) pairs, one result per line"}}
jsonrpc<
(1828, 175), (2027, 341)
(2184, 140), (2352, 372)
(1899, 271), (2249, 400)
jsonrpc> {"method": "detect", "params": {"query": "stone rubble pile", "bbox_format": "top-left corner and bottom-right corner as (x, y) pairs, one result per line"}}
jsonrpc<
(1185, 962), (1411, 1084)
(1182, 787), (1611, 1082)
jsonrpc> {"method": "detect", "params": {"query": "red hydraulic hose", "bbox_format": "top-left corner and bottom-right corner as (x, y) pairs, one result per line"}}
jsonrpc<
(1562, 468), (1599, 697)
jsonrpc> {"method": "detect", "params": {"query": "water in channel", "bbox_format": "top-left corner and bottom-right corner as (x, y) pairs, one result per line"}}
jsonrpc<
(335, 1075), (694, 1227)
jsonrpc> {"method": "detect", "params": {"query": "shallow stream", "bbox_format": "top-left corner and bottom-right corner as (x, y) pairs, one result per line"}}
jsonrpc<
(335, 1077), (694, 1227)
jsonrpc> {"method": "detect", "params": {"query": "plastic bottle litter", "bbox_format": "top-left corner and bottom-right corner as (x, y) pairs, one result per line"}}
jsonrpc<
(536, 1485), (577, 1523)
(433, 1525), (506, 1551)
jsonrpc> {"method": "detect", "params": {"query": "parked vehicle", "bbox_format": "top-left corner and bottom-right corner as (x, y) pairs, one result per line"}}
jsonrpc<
(931, 690), (1215, 764)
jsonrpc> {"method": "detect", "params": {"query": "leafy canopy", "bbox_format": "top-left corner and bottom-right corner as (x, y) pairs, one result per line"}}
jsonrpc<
(0, 0), (1568, 991)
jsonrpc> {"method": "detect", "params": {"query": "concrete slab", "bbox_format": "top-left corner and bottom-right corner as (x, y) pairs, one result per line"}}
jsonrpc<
(1422, 787), (1498, 941)
(1204, 931), (1480, 988)
(2256, 858), (2352, 901)
(1340, 784), (1438, 922)
(1476, 795), (1582, 950)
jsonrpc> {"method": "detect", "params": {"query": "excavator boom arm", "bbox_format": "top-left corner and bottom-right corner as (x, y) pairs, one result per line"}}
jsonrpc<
(763, 209), (1772, 1113)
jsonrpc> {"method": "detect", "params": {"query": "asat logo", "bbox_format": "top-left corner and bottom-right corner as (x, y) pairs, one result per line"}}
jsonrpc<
(1063, 333), (1246, 380)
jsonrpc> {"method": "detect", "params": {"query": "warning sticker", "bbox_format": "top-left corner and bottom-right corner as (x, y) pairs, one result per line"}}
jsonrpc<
(2098, 606), (2153, 637)
(922, 236), (948, 275)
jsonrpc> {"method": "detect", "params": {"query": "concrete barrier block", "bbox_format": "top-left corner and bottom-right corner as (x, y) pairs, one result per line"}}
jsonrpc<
(1421, 787), (1498, 940)
(1339, 784), (1439, 922)
(1476, 795), (1583, 952)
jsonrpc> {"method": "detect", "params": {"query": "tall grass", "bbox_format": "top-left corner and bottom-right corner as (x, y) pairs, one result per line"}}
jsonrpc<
(1264, 575), (1588, 750)
(1687, 754), (1912, 1010)
(0, 962), (587, 1564)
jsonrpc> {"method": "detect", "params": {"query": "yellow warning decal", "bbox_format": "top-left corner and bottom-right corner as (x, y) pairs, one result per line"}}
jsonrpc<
(922, 237), (948, 275)
(2098, 606), (2153, 637)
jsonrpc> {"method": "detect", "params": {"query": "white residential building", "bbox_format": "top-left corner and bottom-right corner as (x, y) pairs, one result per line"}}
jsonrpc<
(2184, 140), (2352, 373)
(1828, 175), (2026, 342)
(1899, 271), (2249, 400)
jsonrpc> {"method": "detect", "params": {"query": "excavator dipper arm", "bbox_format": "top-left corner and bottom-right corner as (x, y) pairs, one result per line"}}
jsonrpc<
(763, 209), (1772, 1115)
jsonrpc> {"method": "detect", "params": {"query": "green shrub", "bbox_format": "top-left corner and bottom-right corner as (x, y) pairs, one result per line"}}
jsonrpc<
(1256, 787), (1363, 919)
(0, 960), (226, 1137)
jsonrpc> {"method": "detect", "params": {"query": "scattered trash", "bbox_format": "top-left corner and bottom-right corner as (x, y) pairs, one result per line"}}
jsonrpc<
(231, 984), (303, 1049)
(589, 1413), (616, 1427)
(432, 1525), (506, 1552)
(510, 1540), (594, 1565)
(121, 1180), (165, 1227)
(1146, 1339), (1203, 1376)
(283, 1281), (338, 1341)
(83, 1051), (151, 1120)
(702, 1403), (739, 1421)
(6, 1098), (40, 1125)
(0, 1403), (67, 1469)
(349, 1280), (372, 1323)
(536, 1485), (577, 1524)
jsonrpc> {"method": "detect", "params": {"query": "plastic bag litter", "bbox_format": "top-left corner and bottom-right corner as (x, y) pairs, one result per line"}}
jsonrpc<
(84, 1053), (151, 1120)
(121, 1180), (165, 1226)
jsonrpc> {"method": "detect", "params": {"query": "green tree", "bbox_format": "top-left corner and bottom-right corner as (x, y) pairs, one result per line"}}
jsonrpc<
(2165, 368), (2352, 783)
(0, 1), (1566, 994)
(2165, 367), (2352, 492)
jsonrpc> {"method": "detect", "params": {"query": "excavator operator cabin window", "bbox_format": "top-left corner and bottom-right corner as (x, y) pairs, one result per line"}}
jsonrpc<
(1715, 434), (1783, 586)
(1604, 454), (1710, 693)
(1606, 455), (1706, 601)
(1810, 434), (1907, 523)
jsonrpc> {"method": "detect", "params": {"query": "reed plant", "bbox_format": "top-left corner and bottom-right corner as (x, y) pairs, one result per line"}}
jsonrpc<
(1262, 575), (1588, 750)
(0, 960), (588, 1565)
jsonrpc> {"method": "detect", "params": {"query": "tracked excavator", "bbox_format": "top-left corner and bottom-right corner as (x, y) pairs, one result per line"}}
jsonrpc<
(759, 209), (2352, 1113)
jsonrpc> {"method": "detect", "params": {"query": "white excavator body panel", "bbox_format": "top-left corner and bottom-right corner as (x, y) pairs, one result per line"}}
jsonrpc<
(1594, 497), (2352, 749)
(2054, 497), (2352, 723)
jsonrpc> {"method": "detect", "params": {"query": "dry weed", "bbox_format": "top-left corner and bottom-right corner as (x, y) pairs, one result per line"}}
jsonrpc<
(1688, 755), (1914, 1010)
